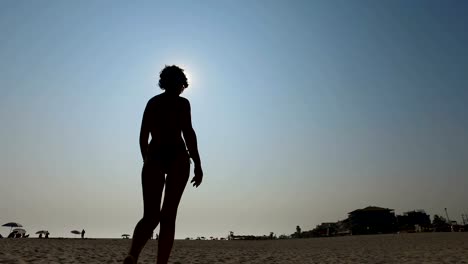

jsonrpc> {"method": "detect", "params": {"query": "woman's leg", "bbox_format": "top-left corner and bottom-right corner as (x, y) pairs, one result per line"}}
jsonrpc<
(157, 154), (190, 264)
(126, 161), (165, 263)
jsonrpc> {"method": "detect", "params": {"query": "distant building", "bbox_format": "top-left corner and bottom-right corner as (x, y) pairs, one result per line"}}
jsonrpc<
(302, 222), (338, 238)
(397, 210), (431, 232)
(348, 206), (396, 235)
(335, 219), (352, 236)
(315, 222), (337, 237)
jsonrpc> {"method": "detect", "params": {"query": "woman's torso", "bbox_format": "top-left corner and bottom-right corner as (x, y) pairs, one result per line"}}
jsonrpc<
(146, 93), (187, 160)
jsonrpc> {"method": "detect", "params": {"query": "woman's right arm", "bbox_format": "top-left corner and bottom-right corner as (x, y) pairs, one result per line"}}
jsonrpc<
(139, 102), (151, 162)
(181, 99), (203, 187)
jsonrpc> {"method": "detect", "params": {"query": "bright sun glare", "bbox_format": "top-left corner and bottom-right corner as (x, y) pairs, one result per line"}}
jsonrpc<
(184, 69), (192, 87)
(179, 64), (196, 96)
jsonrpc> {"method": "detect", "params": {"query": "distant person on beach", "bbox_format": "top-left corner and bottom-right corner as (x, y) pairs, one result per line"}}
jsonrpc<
(124, 65), (203, 264)
(81, 229), (85, 239)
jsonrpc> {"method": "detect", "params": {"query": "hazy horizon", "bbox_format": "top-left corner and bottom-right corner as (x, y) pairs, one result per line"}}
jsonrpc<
(1, 0), (467, 239)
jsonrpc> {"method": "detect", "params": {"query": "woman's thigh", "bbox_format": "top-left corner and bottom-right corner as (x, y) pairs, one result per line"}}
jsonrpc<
(141, 161), (166, 216)
(161, 153), (190, 213)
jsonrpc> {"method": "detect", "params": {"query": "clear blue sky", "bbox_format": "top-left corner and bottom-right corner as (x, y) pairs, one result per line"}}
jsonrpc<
(1, 0), (467, 238)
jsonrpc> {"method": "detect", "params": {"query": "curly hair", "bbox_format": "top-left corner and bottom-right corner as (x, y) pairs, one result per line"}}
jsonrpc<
(158, 65), (189, 92)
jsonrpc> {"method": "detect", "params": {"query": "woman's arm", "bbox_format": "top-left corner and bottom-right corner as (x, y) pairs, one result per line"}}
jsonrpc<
(181, 99), (203, 187)
(139, 102), (151, 162)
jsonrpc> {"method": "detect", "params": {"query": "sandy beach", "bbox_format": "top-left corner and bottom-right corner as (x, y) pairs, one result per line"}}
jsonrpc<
(0, 233), (467, 263)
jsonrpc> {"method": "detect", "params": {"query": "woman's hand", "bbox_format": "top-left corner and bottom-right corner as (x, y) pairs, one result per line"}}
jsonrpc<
(191, 166), (203, 188)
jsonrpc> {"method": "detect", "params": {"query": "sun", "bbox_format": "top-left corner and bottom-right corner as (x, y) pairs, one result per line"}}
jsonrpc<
(178, 64), (197, 96)
(183, 68), (193, 87)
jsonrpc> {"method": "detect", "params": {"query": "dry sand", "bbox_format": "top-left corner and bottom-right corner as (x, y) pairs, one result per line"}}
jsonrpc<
(1, 233), (467, 263)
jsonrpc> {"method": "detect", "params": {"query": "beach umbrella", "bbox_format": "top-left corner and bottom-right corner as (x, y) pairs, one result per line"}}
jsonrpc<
(71, 230), (80, 237)
(2, 222), (22, 233)
(36, 230), (49, 238)
(12, 228), (26, 234)
(122, 234), (130, 239)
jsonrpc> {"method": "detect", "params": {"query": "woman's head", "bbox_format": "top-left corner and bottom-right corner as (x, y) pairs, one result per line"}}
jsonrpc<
(158, 65), (189, 94)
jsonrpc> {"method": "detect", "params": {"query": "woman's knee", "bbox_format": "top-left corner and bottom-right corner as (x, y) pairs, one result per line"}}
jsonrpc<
(159, 211), (177, 226)
(142, 214), (160, 229)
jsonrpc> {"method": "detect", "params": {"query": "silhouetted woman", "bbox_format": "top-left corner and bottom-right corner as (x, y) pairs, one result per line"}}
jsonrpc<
(124, 65), (203, 264)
